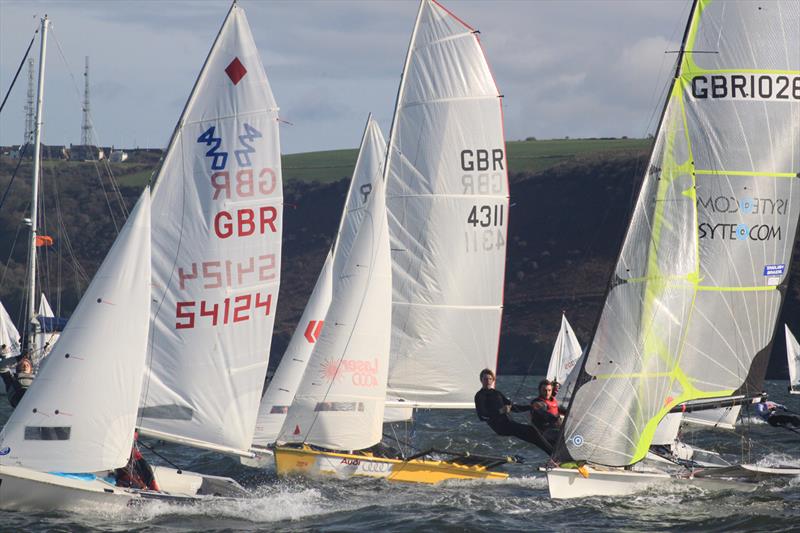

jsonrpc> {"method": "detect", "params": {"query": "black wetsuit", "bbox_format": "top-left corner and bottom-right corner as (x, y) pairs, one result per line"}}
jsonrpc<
(768, 413), (800, 428)
(474, 388), (553, 454)
(0, 370), (26, 408)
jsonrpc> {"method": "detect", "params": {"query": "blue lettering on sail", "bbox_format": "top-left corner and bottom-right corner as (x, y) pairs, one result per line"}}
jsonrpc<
(197, 126), (228, 170)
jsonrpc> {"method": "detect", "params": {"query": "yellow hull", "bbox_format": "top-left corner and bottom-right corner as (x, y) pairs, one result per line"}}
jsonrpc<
(274, 445), (508, 484)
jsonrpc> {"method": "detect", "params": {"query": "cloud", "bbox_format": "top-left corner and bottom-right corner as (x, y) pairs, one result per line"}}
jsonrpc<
(0, 0), (694, 152)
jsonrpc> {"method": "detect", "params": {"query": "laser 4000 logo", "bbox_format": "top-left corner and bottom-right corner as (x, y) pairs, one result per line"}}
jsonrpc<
(319, 357), (380, 387)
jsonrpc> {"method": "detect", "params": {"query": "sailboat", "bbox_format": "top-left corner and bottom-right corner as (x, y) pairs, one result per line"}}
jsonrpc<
(0, 190), (169, 509)
(546, 314), (583, 404)
(274, 116), (505, 483)
(274, 0), (512, 485)
(136, 0), (283, 460)
(786, 325), (800, 394)
(545, 0), (800, 498)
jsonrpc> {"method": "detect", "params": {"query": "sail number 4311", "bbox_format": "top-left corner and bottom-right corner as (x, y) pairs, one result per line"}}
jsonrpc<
(466, 204), (505, 252)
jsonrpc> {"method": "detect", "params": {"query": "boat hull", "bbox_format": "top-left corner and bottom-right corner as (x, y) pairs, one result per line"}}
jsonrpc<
(0, 465), (137, 511)
(0, 464), (246, 511)
(544, 466), (758, 499)
(274, 446), (508, 484)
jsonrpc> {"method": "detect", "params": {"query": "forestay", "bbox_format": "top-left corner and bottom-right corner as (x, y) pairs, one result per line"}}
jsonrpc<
(140, 3), (282, 457)
(279, 117), (391, 451)
(557, 0), (800, 467)
(787, 325), (800, 394)
(386, 0), (508, 406)
(0, 192), (151, 473)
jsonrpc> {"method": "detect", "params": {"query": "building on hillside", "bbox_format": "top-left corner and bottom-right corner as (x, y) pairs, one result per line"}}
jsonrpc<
(108, 149), (128, 163)
(8, 144), (68, 160)
(69, 144), (105, 161)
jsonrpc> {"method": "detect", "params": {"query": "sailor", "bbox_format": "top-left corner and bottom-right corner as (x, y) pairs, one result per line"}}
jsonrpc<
(755, 397), (800, 428)
(0, 355), (31, 408)
(474, 368), (554, 454)
(530, 379), (566, 445)
(115, 432), (160, 491)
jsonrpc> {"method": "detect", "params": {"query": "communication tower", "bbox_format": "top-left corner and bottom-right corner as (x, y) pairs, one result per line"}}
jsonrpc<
(24, 57), (35, 144)
(81, 56), (91, 145)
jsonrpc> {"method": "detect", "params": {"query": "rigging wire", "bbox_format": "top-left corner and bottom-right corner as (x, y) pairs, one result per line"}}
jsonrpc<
(49, 27), (128, 229)
(0, 28), (38, 115)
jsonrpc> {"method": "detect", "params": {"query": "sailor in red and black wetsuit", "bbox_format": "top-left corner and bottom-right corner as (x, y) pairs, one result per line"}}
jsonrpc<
(530, 379), (567, 447)
(115, 432), (160, 491)
(474, 368), (553, 454)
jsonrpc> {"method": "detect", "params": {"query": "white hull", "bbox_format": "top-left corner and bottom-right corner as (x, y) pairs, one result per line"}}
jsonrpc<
(0, 465), (138, 511)
(0, 464), (246, 512)
(240, 446), (274, 468)
(544, 466), (756, 499)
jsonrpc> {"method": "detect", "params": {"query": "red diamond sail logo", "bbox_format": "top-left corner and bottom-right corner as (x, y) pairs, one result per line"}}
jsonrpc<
(225, 57), (247, 85)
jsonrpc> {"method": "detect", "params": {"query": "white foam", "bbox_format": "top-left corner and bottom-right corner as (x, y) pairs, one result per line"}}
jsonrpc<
(66, 483), (336, 525)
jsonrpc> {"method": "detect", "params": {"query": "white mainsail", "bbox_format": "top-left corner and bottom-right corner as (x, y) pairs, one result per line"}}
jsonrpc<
(0, 191), (151, 473)
(139, 3), (282, 457)
(385, 0), (508, 407)
(546, 314), (583, 404)
(279, 117), (391, 451)
(787, 325), (800, 394)
(251, 252), (333, 448)
(557, 0), (800, 467)
(0, 301), (20, 357)
(35, 293), (59, 364)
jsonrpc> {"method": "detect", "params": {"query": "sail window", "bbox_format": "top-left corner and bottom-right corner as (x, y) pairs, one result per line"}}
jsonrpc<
(24, 426), (71, 440)
(137, 405), (193, 421)
(314, 402), (365, 412)
(269, 405), (289, 414)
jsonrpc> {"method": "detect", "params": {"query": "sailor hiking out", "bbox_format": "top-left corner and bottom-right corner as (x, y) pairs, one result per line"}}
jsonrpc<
(474, 368), (554, 454)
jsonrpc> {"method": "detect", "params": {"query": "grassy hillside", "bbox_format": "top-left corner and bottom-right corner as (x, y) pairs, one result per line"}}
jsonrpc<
(45, 137), (651, 188)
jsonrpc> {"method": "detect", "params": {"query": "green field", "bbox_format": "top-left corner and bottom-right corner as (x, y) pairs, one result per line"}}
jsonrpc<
(2, 138), (653, 189)
(280, 137), (652, 183)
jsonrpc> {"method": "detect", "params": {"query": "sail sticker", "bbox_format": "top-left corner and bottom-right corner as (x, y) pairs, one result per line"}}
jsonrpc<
(688, 74), (800, 101)
(571, 434), (584, 447)
(764, 264), (786, 277)
(225, 57), (247, 85)
(0, 446), (10, 456)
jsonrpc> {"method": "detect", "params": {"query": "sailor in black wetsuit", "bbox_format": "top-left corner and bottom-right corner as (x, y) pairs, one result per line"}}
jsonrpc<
(474, 368), (553, 454)
(0, 350), (30, 408)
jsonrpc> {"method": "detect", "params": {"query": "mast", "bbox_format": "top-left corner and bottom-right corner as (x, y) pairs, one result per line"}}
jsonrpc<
(26, 15), (49, 359)
(381, 0), (425, 184)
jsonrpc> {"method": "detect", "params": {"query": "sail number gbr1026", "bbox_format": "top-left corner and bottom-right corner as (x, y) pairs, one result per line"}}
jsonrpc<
(466, 204), (505, 252)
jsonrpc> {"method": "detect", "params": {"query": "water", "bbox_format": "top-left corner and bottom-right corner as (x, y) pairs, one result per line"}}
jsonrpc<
(2, 378), (799, 531)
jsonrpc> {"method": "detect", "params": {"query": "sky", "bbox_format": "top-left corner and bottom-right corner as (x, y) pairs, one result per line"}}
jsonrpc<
(0, 0), (692, 155)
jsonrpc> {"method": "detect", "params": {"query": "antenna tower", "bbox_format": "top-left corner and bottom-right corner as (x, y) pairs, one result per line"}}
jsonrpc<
(24, 57), (35, 144)
(81, 56), (91, 145)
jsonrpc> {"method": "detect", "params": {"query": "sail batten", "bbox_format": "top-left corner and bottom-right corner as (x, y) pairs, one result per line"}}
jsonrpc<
(557, 0), (800, 467)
